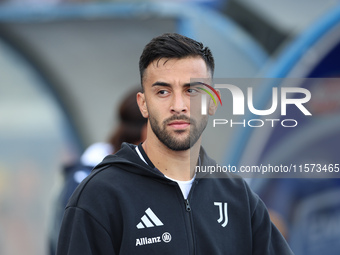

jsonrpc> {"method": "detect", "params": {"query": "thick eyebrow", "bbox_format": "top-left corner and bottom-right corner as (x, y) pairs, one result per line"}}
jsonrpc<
(151, 81), (200, 88)
(189, 81), (207, 87)
(151, 81), (171, 87)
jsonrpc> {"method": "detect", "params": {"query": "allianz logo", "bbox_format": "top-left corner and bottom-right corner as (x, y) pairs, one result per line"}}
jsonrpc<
(136, 232), (172, 246)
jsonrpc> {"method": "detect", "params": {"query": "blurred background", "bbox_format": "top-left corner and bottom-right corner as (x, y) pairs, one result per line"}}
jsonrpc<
(0, 0), (340, 254)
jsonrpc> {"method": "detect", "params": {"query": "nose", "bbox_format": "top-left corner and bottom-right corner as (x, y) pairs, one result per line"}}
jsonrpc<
(170, 92), (188, 114)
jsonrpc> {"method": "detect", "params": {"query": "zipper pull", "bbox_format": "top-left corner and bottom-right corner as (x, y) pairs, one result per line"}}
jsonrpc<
(185, 199), (191, 212)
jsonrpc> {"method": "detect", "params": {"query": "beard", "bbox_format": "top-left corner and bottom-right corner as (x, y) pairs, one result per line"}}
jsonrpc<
(149, 114), (208, 151)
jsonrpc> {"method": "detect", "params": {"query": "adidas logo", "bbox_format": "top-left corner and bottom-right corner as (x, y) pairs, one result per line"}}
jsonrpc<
(136, 208), (164, 229)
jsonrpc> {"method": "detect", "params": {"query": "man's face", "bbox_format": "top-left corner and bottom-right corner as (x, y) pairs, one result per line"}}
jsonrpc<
(138, 57), (214, 151)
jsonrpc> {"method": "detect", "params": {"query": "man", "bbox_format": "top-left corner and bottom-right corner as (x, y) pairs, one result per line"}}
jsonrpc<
(56, 33), (293, 254)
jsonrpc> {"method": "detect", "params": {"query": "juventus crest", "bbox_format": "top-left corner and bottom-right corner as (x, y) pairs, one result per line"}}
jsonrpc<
(214, 202), (228, 227)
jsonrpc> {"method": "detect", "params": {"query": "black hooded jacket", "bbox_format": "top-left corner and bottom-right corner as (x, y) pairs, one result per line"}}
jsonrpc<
(56, 143), (293, 255)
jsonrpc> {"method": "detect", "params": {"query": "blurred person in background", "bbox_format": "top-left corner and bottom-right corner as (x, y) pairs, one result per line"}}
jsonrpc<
(49, 86), (147, 255)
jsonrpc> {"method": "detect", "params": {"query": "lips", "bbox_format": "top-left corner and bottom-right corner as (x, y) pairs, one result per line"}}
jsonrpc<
(168, 120), (190, 129)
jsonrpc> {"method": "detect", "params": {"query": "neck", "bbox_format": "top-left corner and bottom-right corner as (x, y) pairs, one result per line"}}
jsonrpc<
(142, 136), (200, 181)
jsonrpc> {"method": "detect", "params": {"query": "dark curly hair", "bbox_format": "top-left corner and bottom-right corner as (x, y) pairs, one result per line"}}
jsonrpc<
(139, 33), (214, 88)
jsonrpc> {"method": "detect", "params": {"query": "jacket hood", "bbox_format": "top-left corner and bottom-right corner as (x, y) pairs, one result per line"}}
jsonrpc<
(94, 143), (163, 179)
(94, 142), (217, 179)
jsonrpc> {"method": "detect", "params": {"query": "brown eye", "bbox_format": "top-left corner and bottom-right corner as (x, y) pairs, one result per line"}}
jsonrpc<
(187, 88), (199, 95)
(158, 90), (169, 95)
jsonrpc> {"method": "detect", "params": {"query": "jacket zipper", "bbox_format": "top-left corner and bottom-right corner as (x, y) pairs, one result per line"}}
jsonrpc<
(169, 177), (197, 254)
(183, 198), (195, 255)
(183, 180), (197, 255)
(185, 199), (191, 212)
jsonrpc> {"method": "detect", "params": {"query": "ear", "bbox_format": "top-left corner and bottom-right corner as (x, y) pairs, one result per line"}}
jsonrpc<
(137, 92), (149, 118)
(208, 89), (220, 116)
